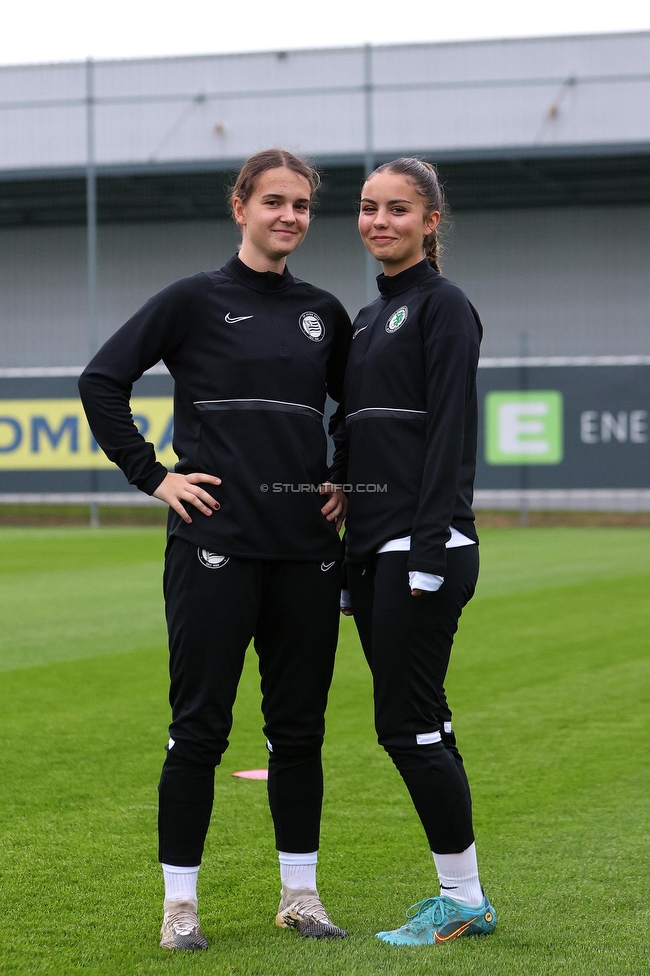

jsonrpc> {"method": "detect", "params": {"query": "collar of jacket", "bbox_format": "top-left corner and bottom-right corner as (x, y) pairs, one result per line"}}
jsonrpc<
(376, 258), (438, 298)
(222, 253), (296, 294)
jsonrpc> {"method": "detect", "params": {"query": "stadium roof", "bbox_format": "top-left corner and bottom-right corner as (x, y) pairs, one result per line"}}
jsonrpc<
(1, 31), (649, 223)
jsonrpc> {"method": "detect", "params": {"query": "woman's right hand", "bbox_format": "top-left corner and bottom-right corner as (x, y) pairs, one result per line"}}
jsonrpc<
(340, 588), (353, 616)
(153, 472), (221, 524)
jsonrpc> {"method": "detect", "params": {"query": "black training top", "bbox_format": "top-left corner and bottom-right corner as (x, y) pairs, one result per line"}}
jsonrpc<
(341, 259), (482, 577)
(78, 254), (352, 561)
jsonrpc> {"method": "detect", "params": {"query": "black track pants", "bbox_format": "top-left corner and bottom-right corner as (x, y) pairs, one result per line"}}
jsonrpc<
(158, 537), (341, 865)
(347, 546), (478, 854)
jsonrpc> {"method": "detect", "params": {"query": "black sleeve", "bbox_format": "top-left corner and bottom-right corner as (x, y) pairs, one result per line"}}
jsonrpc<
(324, 296), (352, 485)
(78, 276), (205, 495)
(327, 399), (348, 485)
(408, 288), (480, 577)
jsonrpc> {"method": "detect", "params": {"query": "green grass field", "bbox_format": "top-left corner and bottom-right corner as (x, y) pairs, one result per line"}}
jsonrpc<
(1, 527), (649, 975)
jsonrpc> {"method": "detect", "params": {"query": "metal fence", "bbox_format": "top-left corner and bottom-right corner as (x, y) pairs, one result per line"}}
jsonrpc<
(2, 37), (649, 513)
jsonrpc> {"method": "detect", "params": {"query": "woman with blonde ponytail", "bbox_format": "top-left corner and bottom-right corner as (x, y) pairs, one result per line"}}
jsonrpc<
(340, 157), (497, 946)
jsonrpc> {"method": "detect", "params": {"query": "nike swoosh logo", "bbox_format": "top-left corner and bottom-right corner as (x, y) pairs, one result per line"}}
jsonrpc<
(434, 917), (477, 943)
(353, 325), (368, 338)
(321, 561), (336, 572)
(225, 313), (254, 323)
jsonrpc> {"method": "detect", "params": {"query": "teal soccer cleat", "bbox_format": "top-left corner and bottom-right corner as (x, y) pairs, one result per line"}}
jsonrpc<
(376, 893), (496, 946)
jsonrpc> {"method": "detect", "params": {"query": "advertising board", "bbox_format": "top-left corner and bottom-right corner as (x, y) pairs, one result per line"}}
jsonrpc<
(0, 361), (648, 503)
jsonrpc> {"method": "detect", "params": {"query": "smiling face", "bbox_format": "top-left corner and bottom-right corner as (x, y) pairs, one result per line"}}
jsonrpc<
(359, 170), (440, 276)
(233, 166), (312, 273)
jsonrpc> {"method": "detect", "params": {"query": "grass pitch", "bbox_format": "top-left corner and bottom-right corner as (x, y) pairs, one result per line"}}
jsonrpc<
(0, 526), (649, 975)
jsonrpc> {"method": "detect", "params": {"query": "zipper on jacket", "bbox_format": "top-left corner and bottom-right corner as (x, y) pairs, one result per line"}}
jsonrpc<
(265, 296), (291, 358)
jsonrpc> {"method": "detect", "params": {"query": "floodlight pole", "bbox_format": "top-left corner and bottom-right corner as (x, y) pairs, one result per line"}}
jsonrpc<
(363, 43), (377, 304)
(86, 57), (100, 528)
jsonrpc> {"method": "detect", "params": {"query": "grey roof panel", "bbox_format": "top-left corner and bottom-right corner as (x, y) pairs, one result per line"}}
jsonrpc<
(1, 32), (650, 173)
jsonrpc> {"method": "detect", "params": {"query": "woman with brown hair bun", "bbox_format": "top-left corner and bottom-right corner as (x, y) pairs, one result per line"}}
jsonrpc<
(79, 149), (351, 948)
(341, 157), (497, 946)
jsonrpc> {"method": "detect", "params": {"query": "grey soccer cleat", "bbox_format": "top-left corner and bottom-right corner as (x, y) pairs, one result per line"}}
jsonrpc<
(275, 885), (347, 939)
(160, 897), (208, 950)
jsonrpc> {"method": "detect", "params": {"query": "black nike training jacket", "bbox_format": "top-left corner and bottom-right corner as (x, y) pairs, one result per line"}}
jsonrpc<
(78, 254), (352, 561)
(341, 259), (482, 578)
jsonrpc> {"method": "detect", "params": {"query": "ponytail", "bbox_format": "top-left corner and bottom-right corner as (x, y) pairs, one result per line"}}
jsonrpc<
(424, 227), (441, 274)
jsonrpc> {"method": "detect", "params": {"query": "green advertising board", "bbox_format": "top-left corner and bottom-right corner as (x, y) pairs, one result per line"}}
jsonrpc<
(485, 391), (564, 465)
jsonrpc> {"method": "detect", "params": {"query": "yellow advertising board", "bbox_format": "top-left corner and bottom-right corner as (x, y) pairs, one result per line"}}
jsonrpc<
(0, 398), (175, 469)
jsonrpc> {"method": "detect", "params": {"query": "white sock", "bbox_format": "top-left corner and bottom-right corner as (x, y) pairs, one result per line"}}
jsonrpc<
(162, 863), (200, 902)
(278, 851), (318, 890)
(432, 843), (483, 907)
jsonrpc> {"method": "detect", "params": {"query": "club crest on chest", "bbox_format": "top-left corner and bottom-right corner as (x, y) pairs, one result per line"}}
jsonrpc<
(299, 311), (325, 341)
(385, 306), (409, 333)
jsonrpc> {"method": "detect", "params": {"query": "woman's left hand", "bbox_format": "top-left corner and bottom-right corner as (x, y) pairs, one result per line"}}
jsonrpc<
(319, 483), (347, 532)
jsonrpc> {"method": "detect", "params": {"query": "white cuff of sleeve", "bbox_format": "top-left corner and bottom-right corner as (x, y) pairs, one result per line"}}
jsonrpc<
(409, 571), (444, 592)
(340, 588), (352, 609)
